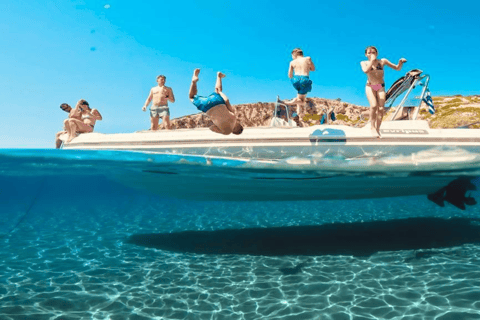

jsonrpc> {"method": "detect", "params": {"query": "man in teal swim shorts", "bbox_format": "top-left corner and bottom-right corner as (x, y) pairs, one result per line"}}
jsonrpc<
(278, 48), (316, 119)
(189, 69), (243, 135)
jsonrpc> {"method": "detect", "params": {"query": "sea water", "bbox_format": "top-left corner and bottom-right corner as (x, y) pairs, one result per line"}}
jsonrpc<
(1, 149), (480, 320)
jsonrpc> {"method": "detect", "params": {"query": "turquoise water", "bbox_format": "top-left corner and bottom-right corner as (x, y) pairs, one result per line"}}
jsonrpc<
(1, 149), (480, 319)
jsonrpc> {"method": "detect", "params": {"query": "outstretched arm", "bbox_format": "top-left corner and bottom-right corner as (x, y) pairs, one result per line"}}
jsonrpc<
(143, 89), (153, 111)
(382, 58), (407, 71)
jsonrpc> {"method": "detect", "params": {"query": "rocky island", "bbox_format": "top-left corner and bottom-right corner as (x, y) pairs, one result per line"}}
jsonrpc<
(166, 95), (480, 130)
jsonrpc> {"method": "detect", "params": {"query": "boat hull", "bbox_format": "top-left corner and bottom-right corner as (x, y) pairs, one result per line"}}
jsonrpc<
(61, 121), (480, 202)
(114, 169), (464, 201)
(63, 121), (480, 160)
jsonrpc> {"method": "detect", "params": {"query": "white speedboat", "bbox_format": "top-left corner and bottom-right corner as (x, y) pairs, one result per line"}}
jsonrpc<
(62, 71), (480, 160)
(61, 71), (480, 205)
(62, 119), (480, 161)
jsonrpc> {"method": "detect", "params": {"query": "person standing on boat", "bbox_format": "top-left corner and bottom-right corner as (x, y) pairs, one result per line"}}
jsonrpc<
(188, 68), (243, 135)
(142, 75), (175, 130)
(278, 48), (316, 120)
(361, 46), (407, 137)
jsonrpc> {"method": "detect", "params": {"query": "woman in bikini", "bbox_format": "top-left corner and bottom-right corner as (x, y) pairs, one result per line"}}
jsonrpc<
(361, 46), (407, 136)
(65, 99), (102, 142)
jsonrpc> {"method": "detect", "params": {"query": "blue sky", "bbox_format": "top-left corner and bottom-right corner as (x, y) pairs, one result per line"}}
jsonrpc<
(1, 0), (479, 148)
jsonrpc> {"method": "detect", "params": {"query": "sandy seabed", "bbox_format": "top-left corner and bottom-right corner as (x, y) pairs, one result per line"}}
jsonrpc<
(1, 158), (480, 320)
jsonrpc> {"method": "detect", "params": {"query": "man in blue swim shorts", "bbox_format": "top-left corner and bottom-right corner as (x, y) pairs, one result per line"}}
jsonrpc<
(278, 48), (316, 119)
(189, 68), (243, 135)
(142, 75), (175, 130)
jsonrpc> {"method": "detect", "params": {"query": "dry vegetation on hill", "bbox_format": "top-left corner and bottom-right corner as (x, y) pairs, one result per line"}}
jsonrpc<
(424, 95), (480, 129)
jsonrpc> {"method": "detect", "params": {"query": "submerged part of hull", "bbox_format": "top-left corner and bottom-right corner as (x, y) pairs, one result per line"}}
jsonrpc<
(112, 164), (478, 202)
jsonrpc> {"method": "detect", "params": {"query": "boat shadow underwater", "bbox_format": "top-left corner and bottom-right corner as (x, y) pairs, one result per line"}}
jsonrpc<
(127, 217), (480, 257)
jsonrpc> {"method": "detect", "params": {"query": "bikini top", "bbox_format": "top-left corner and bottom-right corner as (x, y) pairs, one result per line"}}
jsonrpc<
(371, 61), (383, 71)
(82, 113), (93, 120)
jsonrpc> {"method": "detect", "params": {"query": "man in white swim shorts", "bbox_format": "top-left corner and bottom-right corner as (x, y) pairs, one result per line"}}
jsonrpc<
(143, 75), (175, 130)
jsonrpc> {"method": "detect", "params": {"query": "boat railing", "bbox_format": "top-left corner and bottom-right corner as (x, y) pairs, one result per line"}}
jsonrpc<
(271, 100), (297, 127)
(354, 110), (366, 127)
(389, 74), (430, 121)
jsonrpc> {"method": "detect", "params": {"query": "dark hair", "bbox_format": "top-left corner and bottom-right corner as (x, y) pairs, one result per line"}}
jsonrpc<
(365, 46), (378, 54)
(76, 99), (90, 109)
(157, 75), (166, 80)
(60, 103), (72, 112)
(292, 48), (304, 56)
(232, 123), (244, 135)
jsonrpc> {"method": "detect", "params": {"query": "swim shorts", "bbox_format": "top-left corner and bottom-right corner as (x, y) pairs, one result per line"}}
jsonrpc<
(192, 93), (226, 113)
(150, 105), (170, 118)
(292, 75), (312, 95)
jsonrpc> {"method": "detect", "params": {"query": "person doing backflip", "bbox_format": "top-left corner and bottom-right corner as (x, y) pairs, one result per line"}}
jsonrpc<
(188, 68), (243, 135)
(360, 46), (407, 137)
(278, 48), (316, 119)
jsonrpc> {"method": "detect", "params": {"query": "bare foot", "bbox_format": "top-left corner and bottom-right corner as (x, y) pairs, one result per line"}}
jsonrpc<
(217, 72), (226, 78)
(192, 68), (200, 82)
(66, 135), (74, 143)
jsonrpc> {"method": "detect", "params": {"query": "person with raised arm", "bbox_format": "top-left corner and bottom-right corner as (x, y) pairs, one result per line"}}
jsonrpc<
(65, 100), (102, 143)
(360, 46), (407, 137)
